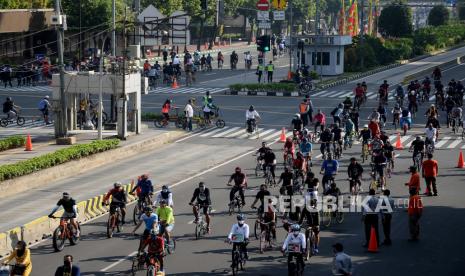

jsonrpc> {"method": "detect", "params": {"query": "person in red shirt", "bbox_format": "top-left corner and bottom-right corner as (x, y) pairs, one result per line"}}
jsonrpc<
(405, 166), (420, 194)
(283, 137), (295, 163)
(141, 229), (165, 272)
(368, 120), (380, 138)
(422, 153), (439, 196)
(161, 99), (172, 122)
(408, 188), (423, 241)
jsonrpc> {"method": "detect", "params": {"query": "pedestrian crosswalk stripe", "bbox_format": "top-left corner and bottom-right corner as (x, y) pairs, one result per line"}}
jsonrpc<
(311, 90), (328, 97)
(225, 128), (247, 138)
(211, 126), (240, 137)
(261, 130), (282, 141)
(447, 139), (461, 149)
(340, 91), (353, 98)
(148, 87), (227, 94)
(200, 127), (226, 137)
(239, 128), (263, 139)
(328, 91), (348, 98)
(434, 136), (451, 148)
(254, 129), (275, 139)
(368, 92), (378, 99)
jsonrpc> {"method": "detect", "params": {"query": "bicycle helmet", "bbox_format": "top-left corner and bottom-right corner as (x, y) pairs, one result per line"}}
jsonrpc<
(291, 224), (300, 232)
(6, 97), (11, 101)
(363, 124), (368, 128)
(62, 192), (70, 199)
(159, 199), (167, 205)
(295, 113), (300, 119)
(162, 185), (168, 191)
(113, 182), (122, 188)
(144, 206), (153, 213)
(237, 214), (246, 221)
(44, 95), (49, 99)
(235, 167), (241, 173)
(150, 228), (159, 237)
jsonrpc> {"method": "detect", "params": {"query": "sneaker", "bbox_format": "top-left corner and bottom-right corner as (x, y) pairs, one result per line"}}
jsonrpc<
(75, 229), (80, 237)
(433, 193), (438, 196)
(313, 248), (319, 254)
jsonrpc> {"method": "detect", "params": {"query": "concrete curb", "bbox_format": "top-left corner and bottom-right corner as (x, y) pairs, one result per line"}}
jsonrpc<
(0, 130), (185, 200)
(0, 182), (137, 258)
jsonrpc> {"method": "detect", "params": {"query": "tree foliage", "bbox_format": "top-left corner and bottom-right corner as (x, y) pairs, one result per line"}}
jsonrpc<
(0, 0), (51, 9)
(378, 2), (413, 37)
(428, 5), (449, 26)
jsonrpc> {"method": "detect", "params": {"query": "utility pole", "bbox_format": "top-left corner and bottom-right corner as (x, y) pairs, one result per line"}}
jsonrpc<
(120, 7), (128, 139)
(111, 0), (116, 122)
(314, 0), (320, 72)
(360, 0), (365, 69)
(288, 0), (293, 76)
(54, 0), (67, 138)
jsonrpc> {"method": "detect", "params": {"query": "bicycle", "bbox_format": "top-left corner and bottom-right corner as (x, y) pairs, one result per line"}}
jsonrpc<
(50, 216), (81, 252)
(0, 112), (25, 127)
(259, 221), (273, 254)
(264, 164), (274, 186)
(412, 151), (423, 173)
(132, 194), (152, 225)
(106, 204), (123, 238)
(343, 133), (354, 150)
(333, 141), (342, 160)
(348, 177), (361, 196)
(0, 264), (26, 275)
(154, 108), (185, 128)
(159, 222), (176, 254)
(304, 225), (316, 260)
(393, 113), (400, 130)
(229, 234), (247, 275)
(284, 150), (293, 168)
(254, 154), (264, 177)
(131, 252), (161, 276)
(361, 141), (370, 163)
(228, 194), (243, 216)
(285, 250), (304, 276)
(386, 157), (394, 178)
(194, 204), (211, 240)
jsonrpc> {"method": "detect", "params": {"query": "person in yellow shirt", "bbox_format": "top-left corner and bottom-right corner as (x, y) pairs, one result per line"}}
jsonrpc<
(2, 241), (32, 276)
(156, 199), (175, 245)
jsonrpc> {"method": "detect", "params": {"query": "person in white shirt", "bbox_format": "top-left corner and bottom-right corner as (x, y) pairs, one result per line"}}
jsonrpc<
(184, 99), (194, 131)
(154, 185), (174, 208)
(281, 224), (306, 274)
(424, 123), (437, 149)
(227, 214), (250, 260)
(332, 243), (352, 276)
(246, 105), (260, 133)
(172, 56), (181, 65)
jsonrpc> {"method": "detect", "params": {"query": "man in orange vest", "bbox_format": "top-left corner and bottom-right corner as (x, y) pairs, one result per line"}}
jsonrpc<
(422, 153), (438, 196)
(299, 99), (309, 127)
(408, 188), (423, 241)
(405, 166), (420, 195)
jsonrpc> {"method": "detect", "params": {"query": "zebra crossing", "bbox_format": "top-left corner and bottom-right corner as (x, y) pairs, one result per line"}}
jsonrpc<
(0, 86), (50, 93)
(195, 126), (465, 149)
(311, 89), (465, 101)
(0, 120), (53, 130)
(148, 87), (227, 95)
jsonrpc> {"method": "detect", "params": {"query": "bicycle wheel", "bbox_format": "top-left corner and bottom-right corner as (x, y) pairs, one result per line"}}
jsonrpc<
(321, 211), (331, 228)
(154, 119), (165, 128)
(107, 215), (115, 238)
(0, 119), (8, 127)
(336, 211), (344, 224)
(195, 223), (200, 240)
(176, 118), (185, 129)
(68, 224), (80, 245)
(133, 204), (141, 225)
(259, 231), (265, 253)
(52, 226), (66, 252)
(254, 220), (260, 239)
(16, 117), (25, 126)
(131, 257), (140, 276)
(305, 236), (312, 260)
(216, 119), (225, 128)
(147, 265), (156, 276)
(198, 120), (207, 130)
(167, 238), (176, 254)
(255, 163), (261, 177)
(231, 253), (239, 276)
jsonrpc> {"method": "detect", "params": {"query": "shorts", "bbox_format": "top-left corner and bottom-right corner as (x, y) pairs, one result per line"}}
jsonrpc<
(40, 108), (49, 116)
(110, 202), (126, 214)
(143, 229), (151, 239)
(196, 202), (210, 214)
(375, 165), (385, 177)
(160, 223), (174, 233)
(203, 111), (210, 119)
(63, 211), (77, 218)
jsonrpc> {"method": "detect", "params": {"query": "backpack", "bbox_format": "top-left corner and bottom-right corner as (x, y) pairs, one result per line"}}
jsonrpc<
(330, 107), (338, 116)
(402, 110), (409, 117)
(38, 100), (46, 111)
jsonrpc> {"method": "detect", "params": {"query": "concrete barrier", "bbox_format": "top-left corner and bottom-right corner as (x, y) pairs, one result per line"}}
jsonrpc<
(0, 130), (185, 199)
(0, 227), (21, 259)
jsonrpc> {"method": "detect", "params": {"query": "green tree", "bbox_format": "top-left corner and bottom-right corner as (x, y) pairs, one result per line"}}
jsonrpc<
(428, 5), (449, 26)
(0, 0), (51, 9)
(378, 2), (413, 37)
(141, 0), (183, 16)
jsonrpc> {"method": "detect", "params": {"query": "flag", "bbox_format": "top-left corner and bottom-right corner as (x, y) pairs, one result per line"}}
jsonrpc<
(368, 0), (373, 36)
(353, 0), (359, 36)
(346, 0), (357, 37)
(338, 0), (346, 35)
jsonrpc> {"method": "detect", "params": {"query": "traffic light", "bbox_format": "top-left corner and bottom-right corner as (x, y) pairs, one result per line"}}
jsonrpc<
(201, 0), (208, 10)
(256, 35), (271, 52)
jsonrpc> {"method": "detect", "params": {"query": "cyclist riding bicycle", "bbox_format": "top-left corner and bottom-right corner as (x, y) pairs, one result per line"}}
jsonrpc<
(400, 108), (412, 130)
(371, 136), (384, 156)
(348, 157), (364, 192)
(391, 103), (402, 125)
(320, 153), (339, 193)
(130, 174), (154, 206)
(227, 167), (247, 206)
(425, 123), (437, 149)
(383, 140), (395, 170)
(291, 114), (303, 132)
(299, 198), (320, 255)
(140, 229), (165, 273)
(293, 152), (307, 181)
(227, 214), (250, 260)
(377, 104), (387, 126)
(372, 150), (387, 190)
(299, 138), (312, 165)
(278, 167), (294, 196)
(132, 207), (159, 251)
(320, 128), (333, 156)
(359, 125), (371, 145)
(313, 109), (326, 133)
(189, 182), (211, 231)
(343, 96), (352, 111)
(2, 97), (19, 119)
(284, 136), (295, 162)
(261, 202), (277, 241)
(256, 141), (270, 163)
(263, 148), (277, 183)
(451, 104), (463, 132)
(156, 199), (175, 245)
(304, 171), (320, 201)
(354, 83), (365, 105)
(48, 192), (80, 237)
(368, 119), (380, 139)
(281, 224), (306, 274)
(103, 182), (127, 225)
(409, 136), (425, 165)
(344, 118), (355, 141)
(251, 184), (271, 216)
(331, 124), (343, 155)
(396, 84), (405, 103)
(154, 185), (173, 208)
(425, 104), (438, 119)
(368, 108), (380, 123)
(408, 90), (418, 114)
(246, 105), (260, 133)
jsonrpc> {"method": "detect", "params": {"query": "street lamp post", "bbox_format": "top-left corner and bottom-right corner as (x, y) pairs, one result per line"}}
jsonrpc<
(98, 36), (109, 140)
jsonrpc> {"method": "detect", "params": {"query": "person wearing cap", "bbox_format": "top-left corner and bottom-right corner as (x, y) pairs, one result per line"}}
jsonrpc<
(405, 166), (420, 195)
(189, 182), (212, 230)
(140, 228), (165, 273)
(130, 174), (154, 205)
(48, 192), (80, 237)
(103, 182), (128, 225)
(331, 243), (352, 276)
(132, 206), (159, 251)
(156, 199), (175, 245)
(228, 214), (250, 260)
(38, 95), (52, 124)
(227, 167), (247, 206)
(154, 185), (173, 208)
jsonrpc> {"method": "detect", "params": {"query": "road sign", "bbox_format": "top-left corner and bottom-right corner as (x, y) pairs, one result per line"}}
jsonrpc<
(258, 21), (271, 29)
(257, 11), (269, 21)
(256, 0), (270, 11)
(273, 11), (285, 20)
(272, 0), (287, 10)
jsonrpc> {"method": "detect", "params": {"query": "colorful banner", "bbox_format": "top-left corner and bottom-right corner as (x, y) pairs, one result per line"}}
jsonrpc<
(353, 0), (359, 36)
(346, 0), (357, 37)
(338, 0), (346, 35)
(368, 0), (373, 36)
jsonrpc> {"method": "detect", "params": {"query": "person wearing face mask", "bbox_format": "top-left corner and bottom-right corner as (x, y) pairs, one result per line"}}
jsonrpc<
(281, 224), (306, 274)
(2, 241), (31, 276)
(227, 167), (247, 206)
(154, 185), (174, 208)
(48, 192), (80, 237)
(227, 214), (250, 260)
(189, 182), (212, 231)
(331, 243), (352, 276)
(55, 255), (80, 276)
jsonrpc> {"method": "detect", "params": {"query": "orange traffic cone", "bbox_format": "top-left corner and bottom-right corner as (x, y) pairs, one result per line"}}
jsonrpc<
(395, 132), (403, 150)
(367, 226), (378, 253)
(25, 134), (33, 151)
(279, 128), (286, 143)
(457, 151), (464, 168)
(171, 78), (179, 89)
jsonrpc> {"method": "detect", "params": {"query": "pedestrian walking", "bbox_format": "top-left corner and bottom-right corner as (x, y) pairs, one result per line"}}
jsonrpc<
(408, 188), (423, 241)
(266, 61), (274, 83)
(305, 95), (314, 123)
(362, 189), (379, 248)
(299, 99), (309, 127)
(331, 243), (352, 276)
(422, 153), (438, 196)
(405, 166), (420, 194)
(184, 99), (194, 131)
(381, 189), (394, 245)
(55, 255), (80, 276)
(256, 63), (264, 83)
(38, 95), (52, 124)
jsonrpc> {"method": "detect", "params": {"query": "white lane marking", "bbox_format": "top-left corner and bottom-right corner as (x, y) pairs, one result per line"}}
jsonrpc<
(328, 91), (348, 98)
(262, 130), (282, 141)
(389, 135), (397, 142)
(368, 93), (378, 99)
(315, 154), (322, 159)
(238, 128), (263, 139)
(340, 91), (353, 98)
(211, 127), (239, 137)
(447, 139), (461, 149)
(250, 129), (275, 139)
(400, 135), (412, 145)
(100, 251), (138, 272)
(435, 136), (451, 148)
(225, 128), (246, 138)
(200, 127), (228, 137)
(311, 90), (328, 97)
(394, 153), (400, 158)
